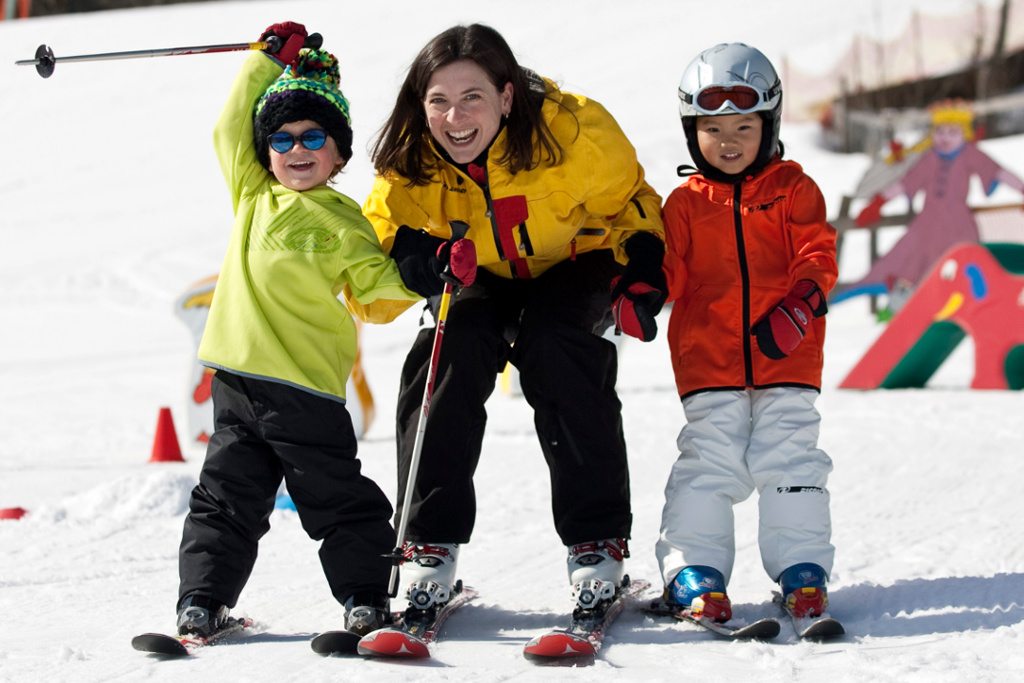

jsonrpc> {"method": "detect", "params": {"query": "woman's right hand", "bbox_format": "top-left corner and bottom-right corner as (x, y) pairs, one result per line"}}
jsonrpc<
(391, 226), (476, 297)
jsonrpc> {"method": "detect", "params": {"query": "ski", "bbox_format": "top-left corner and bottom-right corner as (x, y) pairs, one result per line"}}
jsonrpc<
(310, 630), (362, 656)
(131, 617), (254, 657)
(522, 577), (651, 663)
(791, 614), (845, 640)
(355, 583), (479, 658)
(646, 599), (781, 640)
(773, 591), (845, 640)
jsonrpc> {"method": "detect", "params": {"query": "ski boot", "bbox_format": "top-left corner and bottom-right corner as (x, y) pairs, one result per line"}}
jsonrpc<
(567, 538), (628, 613)
(343, 592), (391, 636)
(176, 594), (230, 637)
(779, 562), (829, 618)
(666, 565), (732, 622)
(401, 542), (460, 611)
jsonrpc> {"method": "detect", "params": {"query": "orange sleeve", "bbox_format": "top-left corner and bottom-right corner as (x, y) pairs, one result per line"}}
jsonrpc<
(787, 175), (838, 294)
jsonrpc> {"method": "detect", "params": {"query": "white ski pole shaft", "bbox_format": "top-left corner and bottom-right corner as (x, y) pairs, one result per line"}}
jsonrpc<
(387, 281), (454, 597)
(387, 220), (469, 598)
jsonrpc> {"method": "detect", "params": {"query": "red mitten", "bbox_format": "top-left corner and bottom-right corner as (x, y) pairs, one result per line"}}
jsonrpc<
(888, 139), (904, 162)
(437, 238), (477, 287)
(854, 193), (885, 228)
(259, 21), (308, 67)
(751, 280), (827, 360)
(611, 277), (664, 342)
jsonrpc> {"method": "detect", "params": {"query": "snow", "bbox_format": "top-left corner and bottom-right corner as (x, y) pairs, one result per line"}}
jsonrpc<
(1, 1), (1023, 681)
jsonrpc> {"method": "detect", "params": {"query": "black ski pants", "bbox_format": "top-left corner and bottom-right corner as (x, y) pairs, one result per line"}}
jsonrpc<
(395, 250), (632, 547)
(179, 371), (395, 609)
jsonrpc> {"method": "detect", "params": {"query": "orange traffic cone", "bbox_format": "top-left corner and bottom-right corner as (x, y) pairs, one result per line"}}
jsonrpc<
(150, 406), (185, 463)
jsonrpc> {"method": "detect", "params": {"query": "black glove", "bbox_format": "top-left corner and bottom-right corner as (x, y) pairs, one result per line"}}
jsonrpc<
(391, 225), (476, 297)
(610, 232), (668, 341)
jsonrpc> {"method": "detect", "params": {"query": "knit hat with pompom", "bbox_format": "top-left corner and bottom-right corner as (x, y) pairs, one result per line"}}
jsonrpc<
(253, 48), (353, 169)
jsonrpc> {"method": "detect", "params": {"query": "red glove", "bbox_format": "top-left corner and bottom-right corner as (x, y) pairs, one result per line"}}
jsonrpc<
(437, 238), (477, 288)
(611, 276), (665, 342)
(854, 193), (885, 228)
(260, 22), (308, 68)
(392, 226), (475, 297)
(751, 280), (828, 360)
(888, 139), (904, 162)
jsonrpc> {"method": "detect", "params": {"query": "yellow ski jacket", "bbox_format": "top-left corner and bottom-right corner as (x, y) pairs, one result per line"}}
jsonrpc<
(364, 80), (663, 279)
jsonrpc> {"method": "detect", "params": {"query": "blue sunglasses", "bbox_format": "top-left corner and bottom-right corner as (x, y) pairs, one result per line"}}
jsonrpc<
(268, 129), (328, 154)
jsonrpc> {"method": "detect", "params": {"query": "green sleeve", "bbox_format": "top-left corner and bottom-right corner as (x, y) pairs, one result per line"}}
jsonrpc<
(212, 52), (282, 211)
(338, 210), (420, 323)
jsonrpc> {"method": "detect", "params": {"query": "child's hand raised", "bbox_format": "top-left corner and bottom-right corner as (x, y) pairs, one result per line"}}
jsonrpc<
(260, 22), (308, 68)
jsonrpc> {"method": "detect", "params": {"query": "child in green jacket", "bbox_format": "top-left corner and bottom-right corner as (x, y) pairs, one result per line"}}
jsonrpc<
(176, 22), (433, 638)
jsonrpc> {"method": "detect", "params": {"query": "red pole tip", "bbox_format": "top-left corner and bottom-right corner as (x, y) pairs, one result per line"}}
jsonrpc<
(0, 507), (28, 520)
(149, 406), (185, 463)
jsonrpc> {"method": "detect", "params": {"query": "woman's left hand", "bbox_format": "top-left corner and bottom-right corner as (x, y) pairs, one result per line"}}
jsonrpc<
(438, 238), (477, 287)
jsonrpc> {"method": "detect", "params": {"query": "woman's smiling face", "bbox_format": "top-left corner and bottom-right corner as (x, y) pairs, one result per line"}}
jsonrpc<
(423, 59), (513, 164)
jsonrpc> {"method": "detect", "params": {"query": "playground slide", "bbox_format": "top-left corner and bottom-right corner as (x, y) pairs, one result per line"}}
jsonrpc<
(839, 242), (1024, 390)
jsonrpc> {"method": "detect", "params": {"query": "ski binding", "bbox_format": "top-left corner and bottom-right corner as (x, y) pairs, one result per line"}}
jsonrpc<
(523, 576), (651, 663)
(131, 616), (253, 656)
(355, 582), (479, 658)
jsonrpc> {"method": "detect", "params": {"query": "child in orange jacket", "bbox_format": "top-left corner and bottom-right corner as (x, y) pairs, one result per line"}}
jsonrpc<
(655, 43), (839, 626)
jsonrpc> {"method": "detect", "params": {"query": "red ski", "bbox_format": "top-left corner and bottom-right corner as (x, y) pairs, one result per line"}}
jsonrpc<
(355, 583), (478, 658)
(523, 577), (650, 663)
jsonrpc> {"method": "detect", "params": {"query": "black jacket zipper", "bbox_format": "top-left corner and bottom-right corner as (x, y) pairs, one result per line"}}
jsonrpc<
(732, 182), (754, 386)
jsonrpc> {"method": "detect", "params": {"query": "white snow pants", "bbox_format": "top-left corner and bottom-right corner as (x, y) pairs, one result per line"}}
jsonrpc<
(656, 388), (834, 586)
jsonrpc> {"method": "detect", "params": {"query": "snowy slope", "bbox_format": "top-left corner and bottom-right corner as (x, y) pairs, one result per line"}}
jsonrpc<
(1, 1), (1023, 681)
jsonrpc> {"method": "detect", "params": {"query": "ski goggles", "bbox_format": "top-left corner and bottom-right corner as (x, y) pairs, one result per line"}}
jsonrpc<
(681, 82), (780, 115)
(268, 128), (328, 154)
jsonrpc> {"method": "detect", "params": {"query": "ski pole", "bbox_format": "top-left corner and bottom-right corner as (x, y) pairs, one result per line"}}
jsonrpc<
(385, 220), (470, 598)
(15, 33), (322, 79)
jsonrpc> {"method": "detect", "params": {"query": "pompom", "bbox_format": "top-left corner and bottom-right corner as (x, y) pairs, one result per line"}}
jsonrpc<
(256, 47), (351, 127)
(288, 48), (342, 90)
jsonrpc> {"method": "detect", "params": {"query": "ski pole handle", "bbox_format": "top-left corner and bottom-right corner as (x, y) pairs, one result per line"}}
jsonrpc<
(263, 32), (324, 54)
(15, 33), (323, 79)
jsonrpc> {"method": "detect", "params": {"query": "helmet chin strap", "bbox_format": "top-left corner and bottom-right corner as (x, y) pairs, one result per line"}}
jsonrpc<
(676, 164), (700, 178)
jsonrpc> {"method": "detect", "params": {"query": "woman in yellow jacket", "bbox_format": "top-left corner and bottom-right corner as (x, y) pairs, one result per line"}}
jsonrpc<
(364, 23), (665, 612)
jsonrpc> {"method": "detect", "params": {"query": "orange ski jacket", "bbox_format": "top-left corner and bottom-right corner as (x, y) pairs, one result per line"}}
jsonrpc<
(662, 158), (838, 398)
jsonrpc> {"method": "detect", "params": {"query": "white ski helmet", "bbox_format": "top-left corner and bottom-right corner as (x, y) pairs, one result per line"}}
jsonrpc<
(677, 42), (783, 180)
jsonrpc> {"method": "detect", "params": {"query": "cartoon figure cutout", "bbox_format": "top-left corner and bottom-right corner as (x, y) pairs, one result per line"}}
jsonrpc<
(842, 100), (1024, 308)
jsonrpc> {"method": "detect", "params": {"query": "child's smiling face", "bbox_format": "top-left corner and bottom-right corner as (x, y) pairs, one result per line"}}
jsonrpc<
(695, 113), (763, 177)
(268, 120), (345, 191)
